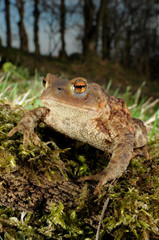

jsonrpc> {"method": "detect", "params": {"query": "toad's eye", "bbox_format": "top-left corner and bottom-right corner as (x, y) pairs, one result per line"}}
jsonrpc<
(74, 81), (87, 93)
(43, 77), (51, 89)
(43, 77), (46, 87)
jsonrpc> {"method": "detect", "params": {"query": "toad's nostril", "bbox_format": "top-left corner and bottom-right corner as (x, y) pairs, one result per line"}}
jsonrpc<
(57, 87), (62, 91)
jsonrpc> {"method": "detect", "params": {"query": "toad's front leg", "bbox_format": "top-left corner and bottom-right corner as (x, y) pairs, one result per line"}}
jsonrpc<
(8, 107), (49, 147)
(80, 130), (134, 194)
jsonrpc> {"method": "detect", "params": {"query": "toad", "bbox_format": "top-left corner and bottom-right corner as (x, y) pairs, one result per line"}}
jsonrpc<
(8, 73), (149, 194)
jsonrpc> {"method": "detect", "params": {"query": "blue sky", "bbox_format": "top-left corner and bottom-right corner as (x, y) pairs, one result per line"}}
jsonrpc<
(0, 0), (83, 55)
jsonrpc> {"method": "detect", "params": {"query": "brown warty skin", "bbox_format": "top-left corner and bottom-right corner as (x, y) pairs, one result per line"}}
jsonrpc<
(8, 73), (149, 194)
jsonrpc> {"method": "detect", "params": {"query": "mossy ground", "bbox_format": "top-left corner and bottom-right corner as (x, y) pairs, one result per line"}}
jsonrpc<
(0, 102), (158, 240)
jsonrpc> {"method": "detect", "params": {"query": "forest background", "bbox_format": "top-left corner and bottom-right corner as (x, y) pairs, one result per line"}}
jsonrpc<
(0, 1), (159, 239)
(0, 0), (159, 94)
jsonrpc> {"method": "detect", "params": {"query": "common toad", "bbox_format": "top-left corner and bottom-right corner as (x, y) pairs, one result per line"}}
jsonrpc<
(8, 73), (149, 194)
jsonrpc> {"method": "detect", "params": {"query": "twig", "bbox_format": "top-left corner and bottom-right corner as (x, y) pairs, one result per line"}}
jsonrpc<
(95, 179), (116, 240)
(96, 196), (110, 240)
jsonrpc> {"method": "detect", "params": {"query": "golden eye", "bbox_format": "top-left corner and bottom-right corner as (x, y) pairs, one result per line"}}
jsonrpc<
(74, 81), (87, 93)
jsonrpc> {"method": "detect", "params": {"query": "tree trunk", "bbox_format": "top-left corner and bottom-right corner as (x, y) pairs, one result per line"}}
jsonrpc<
(4, 0), (11, 47)
(114, 0), (119, 64)
(82, 0), (95, 56)
(101, 0), (110, 59)
(59, 0), (67, 59)
(16, 0), (29, 52)
(33, 0), (40, 55)
(82, 0), (110, 58)
(124, 28), (131, 66)
(95, 0), (108, 54)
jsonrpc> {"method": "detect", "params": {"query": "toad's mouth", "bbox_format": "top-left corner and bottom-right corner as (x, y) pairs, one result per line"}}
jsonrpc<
(41, 97), (100, 113)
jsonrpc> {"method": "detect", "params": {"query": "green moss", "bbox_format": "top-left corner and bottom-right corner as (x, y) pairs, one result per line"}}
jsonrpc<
(0, 103), (94, 239)
(0, 103), (159, 239)
(0, 103), (69, 182)
(0, 204), (96, 240)
(102, 186), (159, 239)
(99, 140), (159, 240)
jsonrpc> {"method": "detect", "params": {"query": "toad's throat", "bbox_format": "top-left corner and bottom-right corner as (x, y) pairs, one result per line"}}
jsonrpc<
(41, 97), (100, 113)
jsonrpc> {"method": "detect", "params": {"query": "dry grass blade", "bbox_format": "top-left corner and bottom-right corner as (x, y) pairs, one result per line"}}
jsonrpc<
(128, 103), (137, 110)
(14, 90), (31, 105)
(0, 74), (6, 83)
(141, 97), (153, 110)
(134, 88), (141, 105)
(25, 91), (42, 104)
(0, 85), (12, 98)
(141, 99), (159, 114)
(145, 111), (159, 126)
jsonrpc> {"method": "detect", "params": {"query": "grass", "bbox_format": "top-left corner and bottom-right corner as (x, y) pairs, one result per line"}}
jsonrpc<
(0, 65), (42, 108)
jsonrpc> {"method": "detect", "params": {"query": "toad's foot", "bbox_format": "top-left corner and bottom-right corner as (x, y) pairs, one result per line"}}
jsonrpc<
(8, 126), (41, 147)
(80, 129), (135, 194)
(8, 107), (49, 147)
(79, 169), (116, 195)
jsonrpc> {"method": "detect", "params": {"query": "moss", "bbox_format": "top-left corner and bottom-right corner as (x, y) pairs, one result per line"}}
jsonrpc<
(102, 187), (159, 239)
(0, 103), (70, 182)
(0, 103), (95, 239)
(0, 103), (159, 239)
(99, 140), (159, 240)
(0, 205), (96, 240)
